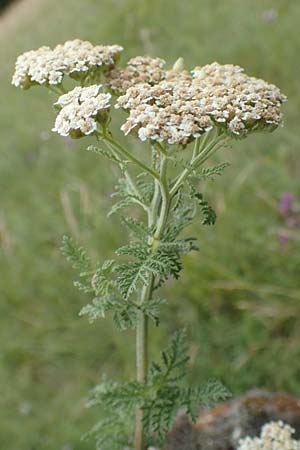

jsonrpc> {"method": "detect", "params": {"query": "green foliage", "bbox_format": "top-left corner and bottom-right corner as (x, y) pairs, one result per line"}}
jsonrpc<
(62, 129), (229, 447)
(200, 162), (230, 181)
(61, 238), (136, 329)
(108, 175), (153, 217)
(61, 235), (92, 274)
(135, 174), (155, 204)
(84, 380), (138, 449)
(86, 331), (230, 448)
(195, 193), (217, 226)
(115, 246), (183, 300)
(121, 216), (152, 240)
(83, 378), (138, 450)
(108, 178), (140, 216)
(143, 330), (230, 442)
(87, 144), (120, 164)
(140, 297), (167, 326)
(61, 233), (169, 330)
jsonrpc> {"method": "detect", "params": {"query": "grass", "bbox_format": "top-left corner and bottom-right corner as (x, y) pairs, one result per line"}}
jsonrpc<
(1, 0), (300, 448)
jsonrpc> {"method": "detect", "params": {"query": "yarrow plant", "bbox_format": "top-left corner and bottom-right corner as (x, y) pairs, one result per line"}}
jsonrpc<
(13, 39), (286, 450)
(237, 421), (300, 450)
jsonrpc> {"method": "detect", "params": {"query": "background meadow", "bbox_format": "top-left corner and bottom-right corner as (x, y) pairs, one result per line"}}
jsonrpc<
(1, 0), (300, 448)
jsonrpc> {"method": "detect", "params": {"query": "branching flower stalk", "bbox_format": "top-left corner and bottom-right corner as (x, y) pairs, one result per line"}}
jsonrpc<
(12, 40), (286, 450)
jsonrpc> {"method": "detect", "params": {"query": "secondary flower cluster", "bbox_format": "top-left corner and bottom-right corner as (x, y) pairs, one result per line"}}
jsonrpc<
(52, 85), (111, 138)
(12, 39), (123, 89)
(107, 56), (166, 93)
(116, 62), (286, 144)
(237, 421), (300, 450)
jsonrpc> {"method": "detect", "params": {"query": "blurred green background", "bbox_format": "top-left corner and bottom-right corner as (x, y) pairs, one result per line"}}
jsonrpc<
(1, 0), (300, 449)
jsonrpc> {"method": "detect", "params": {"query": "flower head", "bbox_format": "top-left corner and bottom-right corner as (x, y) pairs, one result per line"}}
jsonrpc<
(191, 62), (286, 136)
(115, 61), (286, 145)
(12, 46), (66, 89)
(12, 40), (123, 89)
(54, 40), (123, 77)
(52, 85), (111, 138)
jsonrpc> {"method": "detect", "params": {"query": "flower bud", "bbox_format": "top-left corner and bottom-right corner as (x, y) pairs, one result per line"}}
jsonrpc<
(172, 57), (184, 71)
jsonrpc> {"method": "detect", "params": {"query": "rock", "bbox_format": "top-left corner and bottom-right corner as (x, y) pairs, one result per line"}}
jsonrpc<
(165, 390), (300, 450)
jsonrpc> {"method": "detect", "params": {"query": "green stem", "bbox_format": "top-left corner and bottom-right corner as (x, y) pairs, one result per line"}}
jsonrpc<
(154, 155), (170, 239)
(135, 281), (152, 450)
(134, 153), (170, 450)
(192, 137), (201, 160)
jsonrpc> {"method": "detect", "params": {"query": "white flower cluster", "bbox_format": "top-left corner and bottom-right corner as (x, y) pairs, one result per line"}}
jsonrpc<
(12, 39), (123, 89)
(237, 421), (300, 450)
(12, 41), (286, 145)
(52, 85), (111, 138)
(116, 61), (286, 145)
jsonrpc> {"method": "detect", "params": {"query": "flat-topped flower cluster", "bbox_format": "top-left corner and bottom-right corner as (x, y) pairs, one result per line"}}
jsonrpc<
(12, 39), (123, 89)
(238, 421), (300, 450)
(12, 39), (286, 144)
(116, 61), (285, 144)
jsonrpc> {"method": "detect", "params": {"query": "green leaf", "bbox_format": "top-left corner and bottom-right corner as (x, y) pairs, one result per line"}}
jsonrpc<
(141, 297), (167, 326)
(159, 238), (198, 254)
(193, 379), (231, 407)
(115, 246), (183, 299)
(82, 416), (130, 450)
(195, 193), (217, 225)
(136, 175), (155, 203)
(180, 379), (231, 422)
(61, 235), (92, 274)
(116, 241), (149, 259)
(121, 216), (152, 241)
(164, 205), (194, 241)
(90, 260), (116, 296)
(108, 178), (139, 216)
(141, 330), (190, 440)
(150, 329), (189, 381)
(200, 162), (230, 181)
(113, 305), (137, 330)
(79, 297), (116, 322)
(115, 261), (150, 300)
(88, 377), (145, 410)
(87, 144), (120, 164)
(107, 197), (136, 217)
